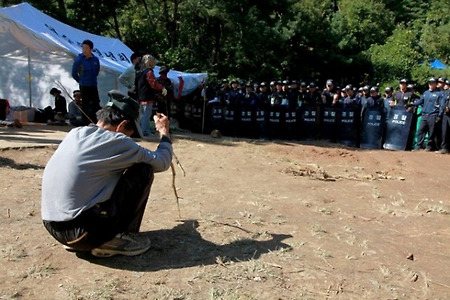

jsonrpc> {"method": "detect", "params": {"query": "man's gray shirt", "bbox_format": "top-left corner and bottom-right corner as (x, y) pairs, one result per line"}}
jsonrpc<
(41, 125), (173, 222)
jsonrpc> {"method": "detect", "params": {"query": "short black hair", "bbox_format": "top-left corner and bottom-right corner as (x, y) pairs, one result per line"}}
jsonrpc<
(130, 53), (140, 61)
(96, 106), (135, 132)
(82, 39), (94, 49)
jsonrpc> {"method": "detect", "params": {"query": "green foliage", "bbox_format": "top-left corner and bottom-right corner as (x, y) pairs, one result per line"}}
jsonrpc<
(331, 0), (395, 54)
(365, 25), (422, 84)
(1, 0), (448, 85)
(419, 0), (450, 63)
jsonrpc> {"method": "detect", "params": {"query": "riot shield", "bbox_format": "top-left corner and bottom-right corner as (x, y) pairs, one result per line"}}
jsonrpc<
(255, 107), (268, 139)
(223, 105), (238, 137)
(320, 106), (339, 142)
(360, 106), (386, 149)
(383, 106), (413, 150)
(208, 103), (224, 134)
(189, 101), (204, 133)
(283, 108), (297, 140)
(338, 105), (360, 147)
(239, 105), (257, 138)
(267, 105), (284, 140)
(298, 105), (318, 140)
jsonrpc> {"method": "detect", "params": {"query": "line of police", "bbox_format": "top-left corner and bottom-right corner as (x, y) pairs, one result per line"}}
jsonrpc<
(176, 77), (450, 152)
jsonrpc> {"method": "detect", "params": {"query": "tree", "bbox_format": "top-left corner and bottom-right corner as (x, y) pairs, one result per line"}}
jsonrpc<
(419, 0), (450, 63)
(365, 25), (422, 85)
(331, 0), (395, 54)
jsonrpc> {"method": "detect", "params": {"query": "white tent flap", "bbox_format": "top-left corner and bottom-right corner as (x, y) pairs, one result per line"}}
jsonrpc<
(0, 2), (208, 108)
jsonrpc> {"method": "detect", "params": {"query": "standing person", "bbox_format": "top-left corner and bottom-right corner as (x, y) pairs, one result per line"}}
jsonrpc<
(72, 39), (101, 125)
(218, 79), (231, 105)
(305, 82), (321, 106)
(49, 87), (68, 117)
(437, 77), (446, 91)
(391, 79), (417, 109)
(119, 52), (141, 100)
(439, 80), (450, 154)
(136, 54), (167, 136)
(321, 79), (338, 106)
(156, 65), (173, 117)
(383, 86), (394, 115)
(41, 96), (173, 257)
(412, 78), (445, 151)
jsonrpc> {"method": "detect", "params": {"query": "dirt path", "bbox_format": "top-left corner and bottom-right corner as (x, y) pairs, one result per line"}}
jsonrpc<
(1, 126), (449, 299)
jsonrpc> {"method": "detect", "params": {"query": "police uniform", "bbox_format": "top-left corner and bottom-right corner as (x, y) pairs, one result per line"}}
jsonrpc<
(413, 78), (445, 151)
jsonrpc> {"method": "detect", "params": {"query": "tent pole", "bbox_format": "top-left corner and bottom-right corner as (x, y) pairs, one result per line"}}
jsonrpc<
(27, 48), (32, 107)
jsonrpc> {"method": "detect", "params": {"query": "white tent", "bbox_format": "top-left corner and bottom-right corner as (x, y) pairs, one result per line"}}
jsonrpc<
(0, 2), (208, 109)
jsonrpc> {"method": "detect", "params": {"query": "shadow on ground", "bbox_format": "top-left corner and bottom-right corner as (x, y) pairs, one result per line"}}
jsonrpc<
(77, 219), (292, 271)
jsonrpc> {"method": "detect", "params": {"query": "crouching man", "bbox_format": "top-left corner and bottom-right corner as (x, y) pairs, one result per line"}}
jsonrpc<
(41, 96), (173, 257)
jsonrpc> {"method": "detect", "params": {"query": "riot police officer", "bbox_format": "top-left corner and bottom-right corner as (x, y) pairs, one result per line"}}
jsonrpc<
(412, 78), (445, 151)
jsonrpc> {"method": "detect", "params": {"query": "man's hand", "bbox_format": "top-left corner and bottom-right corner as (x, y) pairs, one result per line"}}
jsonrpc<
(162, 88), (168, 97)
(153, 113), (170, 138)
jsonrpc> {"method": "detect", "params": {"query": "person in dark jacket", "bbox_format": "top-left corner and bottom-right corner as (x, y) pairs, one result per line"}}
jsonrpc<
(49, 87), (68, 118)
(71, 39), (100, 125)
(412, 78), (445, 151)
(136, 54), (167, 136)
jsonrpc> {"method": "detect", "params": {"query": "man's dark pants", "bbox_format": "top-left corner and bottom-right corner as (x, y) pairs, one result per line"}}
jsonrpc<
(43, 164), (154, 251)
(80, 85), (101, 125)
(416, 114), (439, 150)
(441, 114), (450, 151)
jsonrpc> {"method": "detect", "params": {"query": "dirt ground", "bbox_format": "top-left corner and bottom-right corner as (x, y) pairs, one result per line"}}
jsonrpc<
(0, 124), (449, 299)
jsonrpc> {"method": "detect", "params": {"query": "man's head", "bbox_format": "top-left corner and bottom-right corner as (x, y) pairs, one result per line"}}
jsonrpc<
(231, 80), (238, 90)
(99, 93), (143, 138)
(141, 54), (157, 69)
(245, 82), (253, 92)
(363, 85), (370, 96)
(130, 53), (141, 65)
(345, 84), (354, 96)
(438, 77), (446, 89)
(73, 90), (82, 102)
(399, 78), (408, 91)
(222, 79), (229, 88)
(385, 86), (393, 95)
(428, 77), (437, 91)
(326, 79), (334, 90)
(260, 82), (267, 92)
(159, 65), (170, 75)
(370, 86), (379, 97)
(50, 87), (61, 96)
(81, 39), (94, 58)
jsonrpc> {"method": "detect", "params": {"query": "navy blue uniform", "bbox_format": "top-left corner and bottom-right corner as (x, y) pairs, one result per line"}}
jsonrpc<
(413, 89), (445, 150)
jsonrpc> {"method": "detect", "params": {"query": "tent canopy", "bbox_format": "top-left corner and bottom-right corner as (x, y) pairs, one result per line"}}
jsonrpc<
(0, 2), (207, 108)
(429, 58), (448, 70)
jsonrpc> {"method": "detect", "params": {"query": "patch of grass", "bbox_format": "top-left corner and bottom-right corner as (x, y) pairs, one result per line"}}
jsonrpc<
(315, 247), (333, 259)
(210, 287), (255, 300)
(319, 207), (333, 215)
(379, 265), (391, 278)
(25, 263), (57, 279)
(426, 205), (449, 215)
(345, 235), (356, 246)
(371, 187), (381, 199)
(344, 225), (354, 233)
(1, 244), (27, 261)
(309, 224), (328, 236)
(379, 204), (394, 215)
(345, 254), (358, 260)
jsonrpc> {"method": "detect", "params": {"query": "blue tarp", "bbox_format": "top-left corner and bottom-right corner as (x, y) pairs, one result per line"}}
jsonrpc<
(430, 58), (448, 70)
